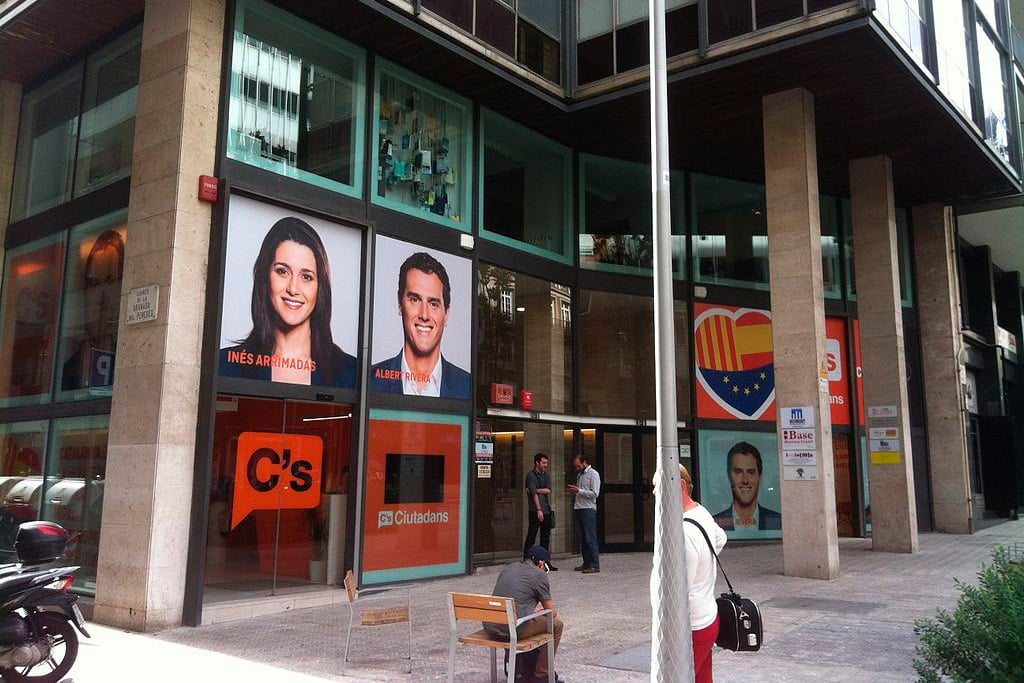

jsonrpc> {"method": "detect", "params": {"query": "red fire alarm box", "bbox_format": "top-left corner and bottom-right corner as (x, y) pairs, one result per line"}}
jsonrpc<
(491, 383), (514, 405)
(198, 175), (219, 203)
(520, 390), (534, 411)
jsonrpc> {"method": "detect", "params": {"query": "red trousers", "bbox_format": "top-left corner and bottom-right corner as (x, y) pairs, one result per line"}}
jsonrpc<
(692, 615), (720, 683)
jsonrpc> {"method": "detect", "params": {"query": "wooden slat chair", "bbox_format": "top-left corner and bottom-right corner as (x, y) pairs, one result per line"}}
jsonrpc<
(342, 570), (412, 674)
(446, 592), (554, 683)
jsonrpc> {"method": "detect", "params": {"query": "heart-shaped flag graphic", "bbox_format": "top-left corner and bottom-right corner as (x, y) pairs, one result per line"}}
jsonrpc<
(694, 307), (775, 420)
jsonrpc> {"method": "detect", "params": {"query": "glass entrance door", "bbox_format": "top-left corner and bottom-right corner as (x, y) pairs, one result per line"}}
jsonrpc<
(204, 395), (353, 603)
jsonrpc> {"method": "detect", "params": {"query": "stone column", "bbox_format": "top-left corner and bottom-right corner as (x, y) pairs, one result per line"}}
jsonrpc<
(913, 204), (972, 534)
(0, 81), (21, 269)
(849, 155), (919, 553)
(763, 87), (840, 580)
(94, 0), (225, 630)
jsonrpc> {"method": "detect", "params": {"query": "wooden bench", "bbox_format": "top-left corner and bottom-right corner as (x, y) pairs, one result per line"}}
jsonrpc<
(446, 592), (554, 683)
(342, 570), (412, 674)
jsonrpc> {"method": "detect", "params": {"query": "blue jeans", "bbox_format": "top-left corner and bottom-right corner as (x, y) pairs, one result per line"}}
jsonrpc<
(575, 508), (599, 569)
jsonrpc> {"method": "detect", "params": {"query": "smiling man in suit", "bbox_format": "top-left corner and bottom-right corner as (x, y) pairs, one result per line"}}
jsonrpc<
(371, 251), (470, 399)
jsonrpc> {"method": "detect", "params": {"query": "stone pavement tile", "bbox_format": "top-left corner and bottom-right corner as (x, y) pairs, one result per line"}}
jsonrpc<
(145, 519), (1024, 682)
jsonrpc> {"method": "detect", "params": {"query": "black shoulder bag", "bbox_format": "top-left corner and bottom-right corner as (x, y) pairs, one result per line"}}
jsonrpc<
(685, 518), (763, 652)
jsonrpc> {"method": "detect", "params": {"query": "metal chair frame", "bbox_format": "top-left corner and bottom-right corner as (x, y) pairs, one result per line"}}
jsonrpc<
(342, 570), (412, 674)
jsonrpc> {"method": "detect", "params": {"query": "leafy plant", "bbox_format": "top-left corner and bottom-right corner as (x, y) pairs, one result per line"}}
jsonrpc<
(913, 546), (1024, 682)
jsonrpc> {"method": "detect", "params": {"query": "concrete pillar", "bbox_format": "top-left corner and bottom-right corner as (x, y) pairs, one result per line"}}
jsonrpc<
(94, 0), (225, 630)
(763, 87), (840, 580)
(850, 155), (919, 553)
(913, 204), (972, 534)
(0, 81), (21, 269)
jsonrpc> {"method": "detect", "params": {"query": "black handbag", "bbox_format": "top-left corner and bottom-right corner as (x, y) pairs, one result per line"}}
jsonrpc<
(685, 518), (763, 652)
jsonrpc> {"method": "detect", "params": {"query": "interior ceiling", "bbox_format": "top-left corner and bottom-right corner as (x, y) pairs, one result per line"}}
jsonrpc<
(958, 205), (1024, 275)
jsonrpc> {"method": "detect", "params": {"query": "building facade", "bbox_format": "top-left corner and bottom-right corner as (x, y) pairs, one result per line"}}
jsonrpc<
(0, 0), (1022, 629)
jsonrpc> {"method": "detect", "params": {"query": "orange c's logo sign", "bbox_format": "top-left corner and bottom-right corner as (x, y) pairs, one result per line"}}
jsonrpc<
(232, 432), (323, 529)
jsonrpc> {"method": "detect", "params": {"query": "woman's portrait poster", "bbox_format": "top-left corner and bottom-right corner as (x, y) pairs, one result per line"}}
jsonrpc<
(218, 195), (363, 388)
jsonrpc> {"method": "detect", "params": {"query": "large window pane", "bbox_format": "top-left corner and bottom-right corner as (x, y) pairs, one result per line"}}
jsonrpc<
(373, 62), (472, 230)
(691, 173), (769, 291)
(934, 1), (973, 117)
(844, 203), (914, 306)
(708, 0), (753, 44)
(0, 421), (48, 563)
(518, 17), (561, 83)
(474, 421), (574, 563)
(0, 234), (66, 408)
(55, 212), (128, 402)
(478, 265), (573, 413)
(476, 0), (516, 56)
(228, 0), (366, 197)
(755, 0), (803, 29)
(11, 66), (82, 221)
(40, 416), (108, 595)
(874, 0), (928, 64)
(821, 196), (842, 299)
(579, 291), (690, 420)
(579, 155), (686, 277)
(520, 0), (562, 36)
(74, 26), (141, 198)
(666, 2), (699, 56)
(579, 0), (614, 40)
(481, 111), (571, 260)
(421, 0), (473, 31)
(977, 23), (1012, 163)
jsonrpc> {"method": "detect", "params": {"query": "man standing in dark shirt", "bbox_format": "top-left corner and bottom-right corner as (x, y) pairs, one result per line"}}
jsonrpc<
(523, 453), (558, 570)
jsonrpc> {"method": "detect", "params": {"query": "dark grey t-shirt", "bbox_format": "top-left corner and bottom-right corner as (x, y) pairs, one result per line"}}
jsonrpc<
(484, 560), (551, 637)
(525, 469), (551, 512)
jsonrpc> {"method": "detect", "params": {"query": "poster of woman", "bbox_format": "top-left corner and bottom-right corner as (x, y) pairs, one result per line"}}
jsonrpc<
(218, 195), (362, 388)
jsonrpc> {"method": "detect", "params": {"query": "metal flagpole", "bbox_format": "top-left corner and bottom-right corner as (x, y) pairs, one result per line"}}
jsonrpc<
(647, 0), (693, 681)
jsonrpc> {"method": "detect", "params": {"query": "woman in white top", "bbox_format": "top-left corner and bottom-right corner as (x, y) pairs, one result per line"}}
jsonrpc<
(680, 464), (727, 683)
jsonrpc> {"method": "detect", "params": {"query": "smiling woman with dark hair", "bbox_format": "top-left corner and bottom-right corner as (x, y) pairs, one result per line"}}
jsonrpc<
(219, 216), (357, 388)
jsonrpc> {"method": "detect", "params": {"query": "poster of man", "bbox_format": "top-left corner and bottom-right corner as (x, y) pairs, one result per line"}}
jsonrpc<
(370, 235), (471, 400)
(698, 430), (782, 540)
(218, 195), (363, 388)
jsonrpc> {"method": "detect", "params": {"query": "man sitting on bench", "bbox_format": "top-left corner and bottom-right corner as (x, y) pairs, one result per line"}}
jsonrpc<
(484, 546), (564, 682)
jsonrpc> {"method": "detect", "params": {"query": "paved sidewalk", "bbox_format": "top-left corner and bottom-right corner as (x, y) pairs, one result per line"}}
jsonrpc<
(65, 519), (1024, 682)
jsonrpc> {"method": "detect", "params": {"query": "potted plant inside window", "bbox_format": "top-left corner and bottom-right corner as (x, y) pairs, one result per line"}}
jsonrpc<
(307, 507), (328, 583)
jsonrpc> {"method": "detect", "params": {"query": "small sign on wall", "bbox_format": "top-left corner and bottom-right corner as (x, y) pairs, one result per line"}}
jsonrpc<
(126, 285), (159, 325)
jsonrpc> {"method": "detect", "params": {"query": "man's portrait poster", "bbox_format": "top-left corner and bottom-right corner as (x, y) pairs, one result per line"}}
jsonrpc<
(370, 235), (472, 400)
(218, 195), (363, 388)
(698, 429), (782, 540)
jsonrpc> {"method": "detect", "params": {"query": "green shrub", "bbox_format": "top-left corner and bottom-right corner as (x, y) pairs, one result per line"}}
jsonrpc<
(913, 546), (1024, 683)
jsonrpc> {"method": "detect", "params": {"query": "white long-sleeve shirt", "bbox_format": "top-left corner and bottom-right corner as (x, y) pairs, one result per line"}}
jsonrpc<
(684, 503), (727, 630)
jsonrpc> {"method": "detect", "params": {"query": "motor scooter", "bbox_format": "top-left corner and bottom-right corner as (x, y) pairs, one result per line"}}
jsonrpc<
(0, 522), (90, 682)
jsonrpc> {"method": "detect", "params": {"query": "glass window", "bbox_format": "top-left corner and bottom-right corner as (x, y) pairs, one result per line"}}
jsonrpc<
(480, 110), (572, 260)
(844, 203), (913, 306)
(74, 26), (141, 198)
(228, 0), (366, 198)
(10, 66), (82, 221)
(579, 0), (614, 41)
(691, 173), (769, 291)
(373, 61), (472, 230)
(0, 234), (66, 408)
(421, 0), (473, 32)
(40, 416), (108, 595)
(520, 0), (561, 36)
(55, 212), (128, 402)
(473, 420), (574, 564)
(821, 196), (842, 299)
(708, 0), (753, 44)
(579, 155), (686, 277)
(478, 265), (573, 413)
(0, 421), (48, 564)
(477, 0), (516, 56)
(518, 16), (562, 83)
(578, 290), (690, 420)
(755, 0), (804, 29)
(874, 0), (928, 64)
(977, 21), (1012, 164)
(933, 1), (973, 117)
(666, 1), (699, 56)
(616, 17), (650, 72)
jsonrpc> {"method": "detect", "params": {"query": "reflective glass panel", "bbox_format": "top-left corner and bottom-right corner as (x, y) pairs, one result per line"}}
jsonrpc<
(11, 66), (82, 221)
(228, 0), (366, 197)
(74, 27), (141, 198)
(0, 234), (66, 408)
(481, 110), (571, 259)
(473, 421), (574, 564)
(40, 416), (108, 595)
(374, 63), (472, 230)
(977, 22), (1012, 163)
(578, 291), (690, 420)
(691, 173), (769, 291)
(0, 421), (47, 564)
(55, 212), (127, 402)
(477, 265), (573, 413)
(933, 1), (973, 117)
